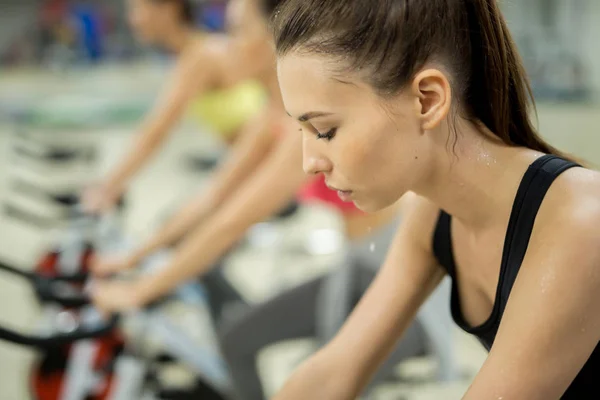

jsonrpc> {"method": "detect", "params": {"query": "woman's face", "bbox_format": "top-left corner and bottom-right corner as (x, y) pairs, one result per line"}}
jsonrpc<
(127, 0), (180, 44)
(277, 53), (436, 212)
(225, 0), (245, 33)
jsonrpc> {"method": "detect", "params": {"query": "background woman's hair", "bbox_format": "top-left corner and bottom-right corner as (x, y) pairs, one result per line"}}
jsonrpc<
(271, 0), (575, 162)
(153, 0), (195, 25)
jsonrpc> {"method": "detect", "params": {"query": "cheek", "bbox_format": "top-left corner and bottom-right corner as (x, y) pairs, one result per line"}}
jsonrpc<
(347, 116), (421, 203)
(343, 119), (400, 182)
(328, 133), (386, 199)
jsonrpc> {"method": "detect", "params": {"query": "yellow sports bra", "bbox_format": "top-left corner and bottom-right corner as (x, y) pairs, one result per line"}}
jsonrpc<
(188, 80), (267, 139)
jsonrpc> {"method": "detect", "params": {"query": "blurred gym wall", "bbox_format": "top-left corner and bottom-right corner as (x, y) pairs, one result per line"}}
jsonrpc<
(0, 0), (597, 102)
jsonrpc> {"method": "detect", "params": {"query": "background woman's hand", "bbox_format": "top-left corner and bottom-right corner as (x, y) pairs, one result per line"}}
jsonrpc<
(90, 253), (137, 278)
(81, 182), (121, 214)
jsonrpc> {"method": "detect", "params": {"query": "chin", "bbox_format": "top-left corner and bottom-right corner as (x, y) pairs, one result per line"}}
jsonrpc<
(352, 198), (388, 213)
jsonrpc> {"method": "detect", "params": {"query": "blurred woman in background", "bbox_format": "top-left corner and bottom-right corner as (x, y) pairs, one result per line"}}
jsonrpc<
(83, 0), (277, 212)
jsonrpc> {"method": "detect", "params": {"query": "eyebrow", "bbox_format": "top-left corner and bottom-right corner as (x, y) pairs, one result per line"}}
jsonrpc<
(286, 111), (333, 122)
(331, 77), (356, 86)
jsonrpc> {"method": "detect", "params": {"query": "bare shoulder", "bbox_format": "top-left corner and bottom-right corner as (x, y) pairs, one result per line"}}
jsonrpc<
(181, 34), (228, 71)
(529, 166), (600, 272)
(538, 166), (600, 227)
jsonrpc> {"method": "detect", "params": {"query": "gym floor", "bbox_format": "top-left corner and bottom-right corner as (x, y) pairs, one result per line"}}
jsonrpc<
(0, 67), (598, 399)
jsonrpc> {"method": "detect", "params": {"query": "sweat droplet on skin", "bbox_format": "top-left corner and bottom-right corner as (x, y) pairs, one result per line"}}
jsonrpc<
(476, 150), (497, 167)
(540, 270), (556, 294)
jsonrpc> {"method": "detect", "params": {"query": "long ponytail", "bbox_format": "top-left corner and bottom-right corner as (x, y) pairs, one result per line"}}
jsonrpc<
(465, 0), (576, 161)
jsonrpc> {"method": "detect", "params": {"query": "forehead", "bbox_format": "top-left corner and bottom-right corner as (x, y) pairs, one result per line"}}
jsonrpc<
(277, 53), (377, 118)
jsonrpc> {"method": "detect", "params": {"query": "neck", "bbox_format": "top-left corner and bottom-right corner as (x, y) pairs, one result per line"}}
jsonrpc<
(162, 26), (196, 53)
(412, 120), (542, 231)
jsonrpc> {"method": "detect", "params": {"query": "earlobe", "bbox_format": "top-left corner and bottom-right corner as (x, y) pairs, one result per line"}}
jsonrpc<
(411, 69), (452, 131)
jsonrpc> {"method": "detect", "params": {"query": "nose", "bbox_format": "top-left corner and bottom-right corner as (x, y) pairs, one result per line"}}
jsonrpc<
(302, 134), (332, 175)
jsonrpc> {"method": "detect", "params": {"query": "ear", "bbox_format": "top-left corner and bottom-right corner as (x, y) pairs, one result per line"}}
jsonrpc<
(410, 69), (452, 131)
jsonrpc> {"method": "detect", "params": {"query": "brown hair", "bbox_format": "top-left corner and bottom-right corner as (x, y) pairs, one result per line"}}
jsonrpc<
(261, 0), (288, 18)
(271, 0), (574, 161)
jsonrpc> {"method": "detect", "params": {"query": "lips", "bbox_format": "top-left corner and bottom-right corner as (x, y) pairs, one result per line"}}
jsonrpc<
(327, 184), (345, 192)
(326, 183), (353, 202)
(336, 190), (353, 202)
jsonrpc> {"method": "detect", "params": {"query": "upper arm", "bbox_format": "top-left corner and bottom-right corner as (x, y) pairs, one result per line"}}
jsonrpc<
(323, 196), (446, 394)
(221, 107), (280, 159)
(464, 194), (600, 399)
(213, 122), (309, 229)
(141, 48), (215, 139)
(202, 109), (284, 207)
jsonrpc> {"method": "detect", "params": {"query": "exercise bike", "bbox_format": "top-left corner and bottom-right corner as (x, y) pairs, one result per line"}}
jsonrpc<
(0, 260), (122, 399)
(1, 205), (241, 399)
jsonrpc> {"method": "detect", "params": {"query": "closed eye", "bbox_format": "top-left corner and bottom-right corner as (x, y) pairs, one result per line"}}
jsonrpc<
(316, 128), (337, 141)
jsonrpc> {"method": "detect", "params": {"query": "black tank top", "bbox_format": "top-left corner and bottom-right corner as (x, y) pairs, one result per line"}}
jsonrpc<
(432, 154), (600, 399)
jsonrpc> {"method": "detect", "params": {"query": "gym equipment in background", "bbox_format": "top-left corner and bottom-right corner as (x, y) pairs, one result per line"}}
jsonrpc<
(0, 208), (236, 399)
(0, 260), (123, 400)
(1, 93), (148, 228)
(4, 135), (97, 228)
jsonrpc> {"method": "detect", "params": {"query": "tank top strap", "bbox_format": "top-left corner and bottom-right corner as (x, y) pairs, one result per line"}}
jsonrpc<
(432, 210), (457, 278)
(498, 154), (581, 314)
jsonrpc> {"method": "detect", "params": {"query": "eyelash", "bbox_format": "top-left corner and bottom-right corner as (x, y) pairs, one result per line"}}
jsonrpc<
(316, 128), (337, 141)
(297, 127), (338, 141)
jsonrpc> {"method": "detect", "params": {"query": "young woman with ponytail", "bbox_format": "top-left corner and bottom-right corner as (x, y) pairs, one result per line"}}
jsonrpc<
(271, 0), (600, 398)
